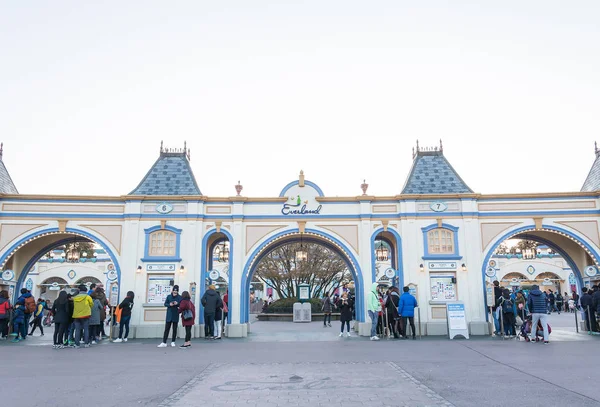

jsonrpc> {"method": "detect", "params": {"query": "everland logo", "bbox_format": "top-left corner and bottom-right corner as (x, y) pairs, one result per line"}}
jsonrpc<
(281, 195), (322, 216)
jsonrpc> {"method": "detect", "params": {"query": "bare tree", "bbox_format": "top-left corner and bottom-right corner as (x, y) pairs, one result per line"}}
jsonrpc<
(254, 242), (351, 299)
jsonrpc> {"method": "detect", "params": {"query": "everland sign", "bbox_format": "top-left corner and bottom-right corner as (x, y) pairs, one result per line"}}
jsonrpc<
(281, 195), (323, 216)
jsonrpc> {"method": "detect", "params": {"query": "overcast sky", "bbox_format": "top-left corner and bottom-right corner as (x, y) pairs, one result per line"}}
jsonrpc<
(1, 2), (599, 197)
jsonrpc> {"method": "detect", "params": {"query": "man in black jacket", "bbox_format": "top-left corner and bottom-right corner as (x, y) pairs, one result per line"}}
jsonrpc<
(580, 287), (596, 332)
(201, 285), (223, 339)
(491, 281), (502, 335)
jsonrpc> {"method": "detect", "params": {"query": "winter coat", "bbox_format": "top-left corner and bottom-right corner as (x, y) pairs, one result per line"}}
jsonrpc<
(321, 296), (333, 313)
(164, 294), (182, 323)
(34, 303), (44, 319)
(201, 289), (222, 314)
(12, 306), (25, 324)
(51, 299), (70, 324)
(492, 286), (502, 311)
(385, 292), (400, 320)
(72, 293), (94, 319)
(368, 283), (381, 312)
(0, 297), (10, 319)
(592, 291), (600, 314)
(89, 299), (102, 325)
(178, 299), (196, 327)
(118, 296), (134, 318)
(91, 289), (108, 320)
(338, 298), (354, 322)
(399, 292), (418, 318)
(17, 292), (35, 314)
(515, 296), (526, 312)
(527, 289), (547, 314)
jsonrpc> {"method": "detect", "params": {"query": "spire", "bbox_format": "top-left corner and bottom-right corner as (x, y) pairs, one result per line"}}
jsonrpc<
(581, 142), (600, 192)
(0, 143), (18, 194)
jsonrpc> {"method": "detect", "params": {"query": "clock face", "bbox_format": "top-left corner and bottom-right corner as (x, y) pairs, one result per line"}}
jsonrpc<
(156, 202), (174, 214)
(430, 201), (448, 212)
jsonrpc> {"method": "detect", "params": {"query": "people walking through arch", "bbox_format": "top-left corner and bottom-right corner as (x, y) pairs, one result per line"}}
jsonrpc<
(158, 285), (181, 348)
(89, 294), (102, 344)
(16, 288), (35, 341)
(178, 290), (195, 348)
(91, 285), (108, 340)
(28, 298), (45, 336)
(114, 291), (135, 343)
(10, 303), (25, 342)
(214, 293), (224, 340)
(497, 289), (515, 337)
(399, 286), (418, 340)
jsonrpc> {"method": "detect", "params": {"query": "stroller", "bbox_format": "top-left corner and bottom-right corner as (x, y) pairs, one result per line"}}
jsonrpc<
(43, 313), (53, 327)
(519, 315), (552, 342)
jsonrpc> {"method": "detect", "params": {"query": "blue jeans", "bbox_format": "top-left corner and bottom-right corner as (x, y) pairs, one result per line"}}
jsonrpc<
(119, 315), (131, 339)
(492, 310), (500, 333)
(74, 318), (90, 346)
(21, 314), (31, 339)
(368, 311), (378, 337)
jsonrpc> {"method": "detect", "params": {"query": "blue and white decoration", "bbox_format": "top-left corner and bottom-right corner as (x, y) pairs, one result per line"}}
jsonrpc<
(155, 202), (174, 214)
(485, 267), (496, 278)
(67, 269), (76, 280)
(430, 201), (448, 212)
(25, 278), (34, 291)
(585, 265), (598, 278)
(526, 265), (535, 275)
(1, 269), (15, 281)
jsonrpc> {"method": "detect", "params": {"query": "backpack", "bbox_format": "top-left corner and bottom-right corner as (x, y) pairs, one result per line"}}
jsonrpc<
(501, 298), (514, 314)
(24, 296), (36, 314)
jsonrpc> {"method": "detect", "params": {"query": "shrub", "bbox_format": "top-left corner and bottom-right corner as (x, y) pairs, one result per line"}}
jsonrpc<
(264, 297), (324, 313)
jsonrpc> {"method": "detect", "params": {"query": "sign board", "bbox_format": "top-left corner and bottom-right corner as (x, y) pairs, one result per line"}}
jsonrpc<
(430, 201), (448, 212)
(1, 270), (14, 281)
(446, 302), (469, 339)
(146, 264), (176, 272)
(209, 270), (220, 280)
(429, 262), (457, 271)
(298, 284), (310, 301)
(109, 283), (119, 305)
(384, 268), (396, 279)
(486, 284), (494, 307)
(156, 202), (174, 214)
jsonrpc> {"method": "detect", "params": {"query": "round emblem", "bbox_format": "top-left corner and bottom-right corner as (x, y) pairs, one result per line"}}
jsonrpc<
(107, 263), (115, 271)
(585, 266), (598, 277)
(156, 203), (174, 214)
(209, 270), (220, 280)
(106, 268), (118, 281)
(1, 269), (15, 281)
(384, 268), (396, 279)
(485, 267), (496, 278)
(526, 265), (535, 275)
(489, 260), (497, 268)
(430, 201), (448, 212)
(67, 270), (76, 280)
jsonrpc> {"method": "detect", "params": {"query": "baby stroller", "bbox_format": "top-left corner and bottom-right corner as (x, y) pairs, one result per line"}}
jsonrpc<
(519, 316), (552, 342)
(43, 313), (53, 327)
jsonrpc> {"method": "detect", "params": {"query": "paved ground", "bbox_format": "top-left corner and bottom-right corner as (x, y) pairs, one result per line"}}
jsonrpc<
(3, 312), (600, 407)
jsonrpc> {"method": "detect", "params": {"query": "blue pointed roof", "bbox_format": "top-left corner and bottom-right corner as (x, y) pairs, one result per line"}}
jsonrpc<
(581, 143), (600, 192)
(0, 144), (18, 194)
(129, 145), (201, 196)
(402, 144), (472, 195)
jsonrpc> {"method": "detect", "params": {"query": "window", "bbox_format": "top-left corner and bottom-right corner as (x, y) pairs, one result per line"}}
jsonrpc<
(149, 230), (176, 256)
(428, 229), (454, 254)
(141, 225), (182, 262)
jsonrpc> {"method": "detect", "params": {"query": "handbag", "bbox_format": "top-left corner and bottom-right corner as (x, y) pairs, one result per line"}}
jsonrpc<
(182, 308), (193, 321)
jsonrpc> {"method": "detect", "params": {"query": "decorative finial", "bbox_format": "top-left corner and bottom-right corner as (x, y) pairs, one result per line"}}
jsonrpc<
(596, 141), (599, 159)
(184, 140), (187, 151)
(160, 140), (164, 153)
(440, 139), (444, 152)
(0, 143), (3, 160)
(299, 170), (305, 187)
(360, 179), (369, 195)
(235, 180), (243, 196)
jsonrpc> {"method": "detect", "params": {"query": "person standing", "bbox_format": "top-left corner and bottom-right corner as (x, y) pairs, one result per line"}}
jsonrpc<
(399, 286), (418, 340)
(10, 304), (25, 342)
(114, 291), (135, 343)
(555, 292), (563, 315)
(92, 285), (109, 340)
(368, 283), (380, 341)
(385, 287), (401, 339)
(51, 291), (70, 349)
(572, 291), (580, 311)
(515, 291), (527, 323)
(16, 288), (36, 341)
(563, 292), (570, 313)
(72, 285), (94, 348)
(89, 295), (102, 344)
(498, 289), (516, 337)
(527, 284), (549, 344)
(338, 292), (353, 337)
(158, 285), (182, 348)
(0, 290), (10, 339)
(178, 291), (195, 348)
(201, 285), (222, 339)
(547, 290), (556, 314)
(491, 281), (502, 335)
(322, 292), (333, 328)
(592, 286), (600, 332)
(214, 292), (224, 340)
(29, 298), (45, 336)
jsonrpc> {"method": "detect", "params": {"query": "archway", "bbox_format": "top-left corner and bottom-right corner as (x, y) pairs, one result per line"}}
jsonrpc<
(38, 276), (69, 302)
(371, 227), (404, 288)
(200, 229), (233, 325)
(481, 224), (600, 313)
(241, 228), (365, 325)
(0, 227), (122, 303)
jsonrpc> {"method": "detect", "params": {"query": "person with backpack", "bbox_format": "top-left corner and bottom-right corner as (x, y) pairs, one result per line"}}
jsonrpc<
(178, 290), (195, 348)
(158, 285), (182, 348)
(0, 290), (11, 339)
(497, 289), (516, 337)
(29, 298), (45, 336)
(385, 287), (401, 339)
(51, 291), (71, 349)
(10, 304), (25, 342)
(16, 289), (36, 341)
(72, 284), (94, 348)
(114, 291), (134, 343)
(399, 286), (418, 340)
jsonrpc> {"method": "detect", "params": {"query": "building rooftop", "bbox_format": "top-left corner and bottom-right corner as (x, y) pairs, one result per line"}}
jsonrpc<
(0, 143), (18, 195)
(581, 142), (600, 192)
(129, 142), (202, 196)
(401, 141), (472, 194)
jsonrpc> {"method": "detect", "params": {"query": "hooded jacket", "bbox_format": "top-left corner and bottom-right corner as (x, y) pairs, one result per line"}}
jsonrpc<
(368, 283), (381, 312)
(52, 295), (71, 324)
(91, 289), (108, 320)
(527, 289), (547, 314)
(399, 292), (418, 317)
(17, 292), (35, 314)
(12, 305), (25, 324)
(89, 298), (102, 325)
(72, 292), (94, 319)
(201, 289), (223, 314)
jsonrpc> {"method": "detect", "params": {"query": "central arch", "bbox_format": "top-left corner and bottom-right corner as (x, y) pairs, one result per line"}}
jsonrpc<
(241, 228), (365, 324)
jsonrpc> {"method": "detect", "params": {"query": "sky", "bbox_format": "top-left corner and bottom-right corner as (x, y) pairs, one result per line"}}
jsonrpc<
(1, 1), (599, 197)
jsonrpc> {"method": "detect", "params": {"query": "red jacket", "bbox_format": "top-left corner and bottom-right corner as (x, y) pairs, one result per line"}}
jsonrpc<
(178, 299), (196, 326)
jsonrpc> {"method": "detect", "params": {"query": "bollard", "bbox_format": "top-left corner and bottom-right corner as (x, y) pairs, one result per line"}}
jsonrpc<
(499, 310), (505, 339)
(417, 307), (422, 339)
(575, 308), (579, 333)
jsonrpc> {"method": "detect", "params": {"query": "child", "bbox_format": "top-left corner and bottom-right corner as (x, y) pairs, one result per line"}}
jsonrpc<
(11, 304), (25, 342)
(568, 298), (575, 313)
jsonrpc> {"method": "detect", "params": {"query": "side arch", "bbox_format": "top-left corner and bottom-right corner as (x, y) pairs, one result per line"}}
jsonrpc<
(370, 227), (404, 288)
(241, 227), (365, 324)
(200, 228), (234, 324)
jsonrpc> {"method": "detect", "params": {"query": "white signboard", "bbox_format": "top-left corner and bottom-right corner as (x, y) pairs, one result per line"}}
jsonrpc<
(446, 302), (469, 339)
(1, 270), (15, 281)
(209, 270), (220, 280)
(146, 264), (176, 272)
(429, 262), (457, 270)
(298, 285), (310, 300)
(384, 268), (396, 279)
